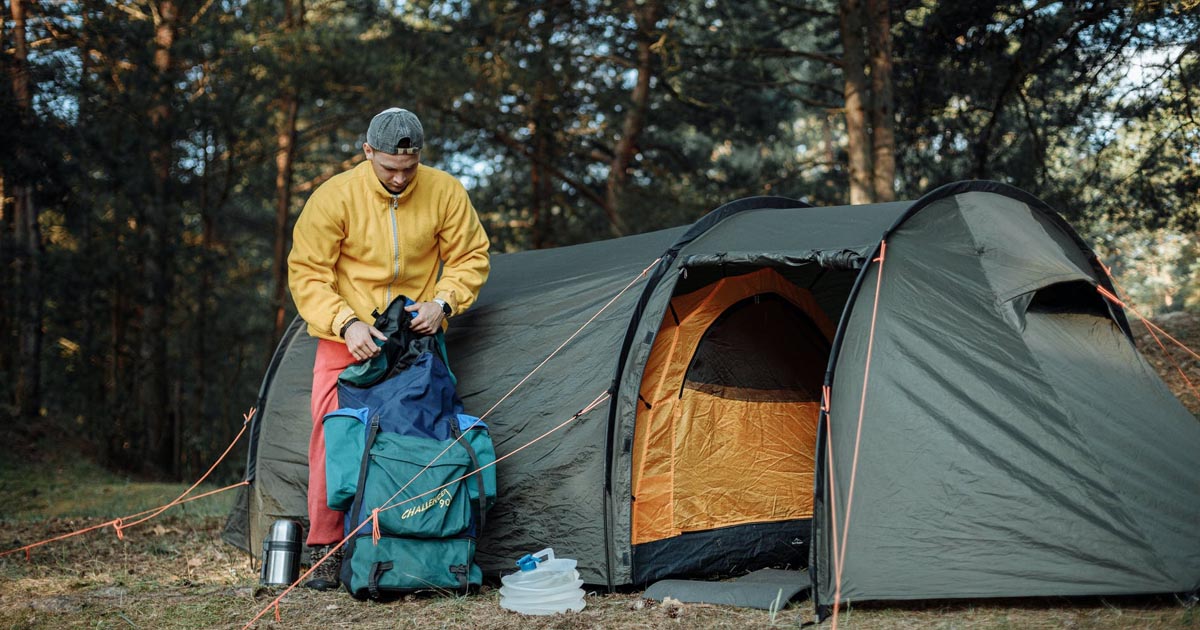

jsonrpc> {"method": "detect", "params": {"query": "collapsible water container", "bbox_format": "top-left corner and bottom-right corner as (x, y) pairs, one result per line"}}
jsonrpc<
(499, 548), (586, 615)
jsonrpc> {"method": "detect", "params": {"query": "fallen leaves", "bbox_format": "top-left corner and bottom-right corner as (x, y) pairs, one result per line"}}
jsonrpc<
(660, 596), (685, 619)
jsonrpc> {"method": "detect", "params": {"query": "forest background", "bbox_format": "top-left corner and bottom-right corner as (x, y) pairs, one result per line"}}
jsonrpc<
(1, 0), (1197, 481)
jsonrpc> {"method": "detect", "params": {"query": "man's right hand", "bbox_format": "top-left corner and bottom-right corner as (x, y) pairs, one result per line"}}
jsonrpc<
(344, 321), (387, 361)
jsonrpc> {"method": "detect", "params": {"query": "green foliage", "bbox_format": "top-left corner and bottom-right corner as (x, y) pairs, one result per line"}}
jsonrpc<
(886, 1), (1199, 309)
(2, 0), (1197, 477)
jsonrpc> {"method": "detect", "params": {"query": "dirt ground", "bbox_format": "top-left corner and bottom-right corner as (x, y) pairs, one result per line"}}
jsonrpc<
(1, 312), (1197, 629)
(3, 517), (1197, 629)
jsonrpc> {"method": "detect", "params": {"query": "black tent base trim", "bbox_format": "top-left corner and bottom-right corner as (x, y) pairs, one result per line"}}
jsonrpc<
(632, 520), (810, 585)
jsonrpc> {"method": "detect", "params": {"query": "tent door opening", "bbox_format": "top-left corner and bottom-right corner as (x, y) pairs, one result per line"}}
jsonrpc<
(630, 267), (836, 583)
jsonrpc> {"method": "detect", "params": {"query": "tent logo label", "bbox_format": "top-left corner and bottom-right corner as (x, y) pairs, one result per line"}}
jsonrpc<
(401, 489), (453, 520)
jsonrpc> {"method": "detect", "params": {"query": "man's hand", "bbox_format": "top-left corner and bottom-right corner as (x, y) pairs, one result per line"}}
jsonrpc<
(404, 301), (445, 336)
(344, 321), (387, 361)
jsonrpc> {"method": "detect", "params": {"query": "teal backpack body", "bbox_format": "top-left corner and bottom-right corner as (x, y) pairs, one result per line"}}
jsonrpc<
(323, 297), (496, 600)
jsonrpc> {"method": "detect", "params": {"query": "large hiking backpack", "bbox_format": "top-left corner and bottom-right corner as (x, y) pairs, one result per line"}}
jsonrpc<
(323, 297), (497, 600)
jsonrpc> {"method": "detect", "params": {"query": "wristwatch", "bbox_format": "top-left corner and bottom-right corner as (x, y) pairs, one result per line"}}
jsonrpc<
(433, 298), (451, 317)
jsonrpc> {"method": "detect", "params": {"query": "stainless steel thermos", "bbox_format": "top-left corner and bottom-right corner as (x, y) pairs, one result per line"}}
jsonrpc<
(260, 519), (302, 586)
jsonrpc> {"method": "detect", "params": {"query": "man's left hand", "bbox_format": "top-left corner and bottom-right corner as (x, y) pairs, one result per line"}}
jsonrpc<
(404, 301), (445, 335)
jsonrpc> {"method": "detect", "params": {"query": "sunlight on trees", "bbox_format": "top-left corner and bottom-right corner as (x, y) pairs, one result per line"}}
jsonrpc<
(1, 0), (1196, 474)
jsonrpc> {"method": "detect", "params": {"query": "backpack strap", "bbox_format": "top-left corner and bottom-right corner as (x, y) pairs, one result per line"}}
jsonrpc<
(457, 432), (487, 536)
(449, 563), (469, 593)
(368, 561), (394, 600)
(349, 416), (381, 522)
(341, 416), (381, 588)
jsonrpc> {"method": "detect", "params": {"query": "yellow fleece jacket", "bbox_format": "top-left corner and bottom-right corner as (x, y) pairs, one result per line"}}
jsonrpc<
(288, 160), (490, 341)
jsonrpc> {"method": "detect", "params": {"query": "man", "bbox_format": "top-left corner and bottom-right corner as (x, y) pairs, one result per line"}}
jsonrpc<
(287, 107), (490, 590)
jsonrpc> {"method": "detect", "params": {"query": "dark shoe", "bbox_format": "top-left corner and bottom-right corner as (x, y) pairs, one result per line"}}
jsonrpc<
(304, 545), (342, 591)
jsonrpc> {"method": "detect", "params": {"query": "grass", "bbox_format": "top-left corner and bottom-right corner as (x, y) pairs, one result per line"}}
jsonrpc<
(3, 525), (1197, 630)
(1, 312), (1198, 628)
(0, 453), (235, 522)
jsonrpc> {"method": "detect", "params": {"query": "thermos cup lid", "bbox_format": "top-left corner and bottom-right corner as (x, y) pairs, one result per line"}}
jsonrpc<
(266, 519), (302, 544)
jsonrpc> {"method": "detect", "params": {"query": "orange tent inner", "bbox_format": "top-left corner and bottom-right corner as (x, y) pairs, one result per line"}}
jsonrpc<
(631, 268), (834, 545)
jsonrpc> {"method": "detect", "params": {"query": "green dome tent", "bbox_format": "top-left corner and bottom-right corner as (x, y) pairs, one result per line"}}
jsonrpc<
(224, 181), (1200, 610)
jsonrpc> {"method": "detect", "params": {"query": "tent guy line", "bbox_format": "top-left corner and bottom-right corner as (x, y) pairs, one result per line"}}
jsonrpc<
(0, 481), (249, 561)
(229, 182), (1200, 615)
(375, 391), (611, 517)
(242, 256), (654, 627)
(116, 408), (257, 534)
(831, 240), (887, 628)
(0, 408), (256, 560)
(351, 257), (660, 540)
(1097, 282), (1200, 403)
(241, 391), (611, 629)
(474, 257), (660, 422)
(1137, 320), (1200, 402)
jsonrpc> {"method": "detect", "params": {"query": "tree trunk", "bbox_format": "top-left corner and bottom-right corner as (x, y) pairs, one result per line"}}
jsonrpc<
(529, 127), (545, 248)
(270, 0), (303, 348)
(840, 0), (873, 205)
(73, 19), (106, 450)
(866, 0), (895, 202)
(530, 78), (553, 249)
(108, 224), (129, 466)
(0, 1), (10, 404)
(8, 0), (44, 420)
(193, 125), (216, 478)
(0, 169), (8, 397)
(823, 112), (837, 166)
(140, 0), (178, 475)
(605, 0), (662, 236)
(271, 98), (299, 347)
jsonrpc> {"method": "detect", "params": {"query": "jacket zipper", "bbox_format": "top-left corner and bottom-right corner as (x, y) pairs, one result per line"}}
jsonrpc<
(387, 195), (400, 306)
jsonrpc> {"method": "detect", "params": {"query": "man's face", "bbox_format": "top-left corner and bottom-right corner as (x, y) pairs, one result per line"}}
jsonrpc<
(364, 144), (420, 194)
